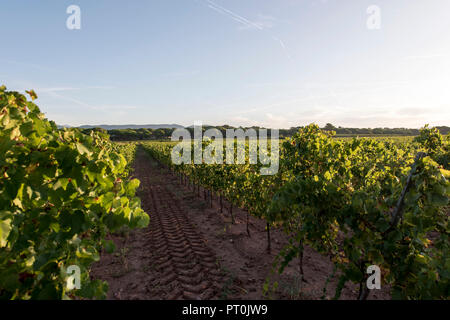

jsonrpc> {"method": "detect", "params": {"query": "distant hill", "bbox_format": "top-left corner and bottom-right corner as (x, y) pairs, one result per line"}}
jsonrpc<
(57, 124), (72, 129)
(77, 124), (184, 130)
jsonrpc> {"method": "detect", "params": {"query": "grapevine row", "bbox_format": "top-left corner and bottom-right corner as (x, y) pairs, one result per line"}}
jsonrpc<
(141, 125), (449, 299)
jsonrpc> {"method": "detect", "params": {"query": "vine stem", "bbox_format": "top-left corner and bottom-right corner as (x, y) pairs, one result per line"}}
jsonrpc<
(210, 190), (213, 208)
(389, 152), (427, 228)
(246, 211), (251, 237)
(298, 243), (305, 280)
(358, 285), (370, 300)
(229, 203), (235, 224)
(357, 260), (370, 300)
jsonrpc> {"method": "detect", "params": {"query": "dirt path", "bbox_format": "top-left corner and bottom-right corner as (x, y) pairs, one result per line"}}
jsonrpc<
(137, 173), (224, 300)
(91, 148), (390, 300)
(91, 148), (227, 299)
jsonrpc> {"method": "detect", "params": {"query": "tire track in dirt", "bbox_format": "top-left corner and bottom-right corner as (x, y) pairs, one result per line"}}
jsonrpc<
(92, 147), (391, 300)
(134, 148), (224, 300)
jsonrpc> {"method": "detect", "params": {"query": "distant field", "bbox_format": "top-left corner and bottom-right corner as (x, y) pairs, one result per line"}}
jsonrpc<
(334, 134), (416, 138)
(114, 135), (416, 146)
(334, 135), (415, 143)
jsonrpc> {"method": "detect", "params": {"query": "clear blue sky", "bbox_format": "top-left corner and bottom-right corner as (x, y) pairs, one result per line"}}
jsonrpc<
(1, 0), (449, 128)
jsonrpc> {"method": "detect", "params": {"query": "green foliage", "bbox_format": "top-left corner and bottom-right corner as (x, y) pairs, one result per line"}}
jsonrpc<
(143, 123), (449, 300)
(271, 125), (449, 299)
(414, 125), (450, 169)
(0, 87), (149, 299)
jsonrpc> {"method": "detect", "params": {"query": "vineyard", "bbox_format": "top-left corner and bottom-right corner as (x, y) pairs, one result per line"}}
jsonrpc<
(0, 87), (449, 300)
(140, 126), (449, 299)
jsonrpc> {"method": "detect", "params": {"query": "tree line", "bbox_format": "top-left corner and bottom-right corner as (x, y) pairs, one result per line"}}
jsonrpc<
(80, 124), (450, 141)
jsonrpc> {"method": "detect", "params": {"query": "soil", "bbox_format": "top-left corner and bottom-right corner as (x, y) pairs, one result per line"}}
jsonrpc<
(90, 148), (391, 300)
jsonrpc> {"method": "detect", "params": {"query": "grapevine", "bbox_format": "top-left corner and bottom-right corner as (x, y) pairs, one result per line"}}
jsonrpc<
(0, 87), (149, 299)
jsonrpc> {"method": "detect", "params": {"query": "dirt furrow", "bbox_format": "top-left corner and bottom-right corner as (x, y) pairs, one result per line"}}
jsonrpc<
(91, 147), (391, 300)
(90, 148), (227, 300)
(145, 183), (223, 300)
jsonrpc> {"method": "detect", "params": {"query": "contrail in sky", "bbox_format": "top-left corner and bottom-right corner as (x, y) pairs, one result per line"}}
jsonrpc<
(200, 0), (292, 60)
(204, 0), (264, 31)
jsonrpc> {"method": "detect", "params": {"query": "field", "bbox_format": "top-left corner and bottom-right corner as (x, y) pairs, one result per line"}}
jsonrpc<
(90, 145), (392, 300)
(98, 132), (449, 300)
(1, 88), (449, 300)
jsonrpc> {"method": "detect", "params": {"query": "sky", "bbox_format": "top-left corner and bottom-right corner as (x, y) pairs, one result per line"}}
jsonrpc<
(1, 0), (450, 128)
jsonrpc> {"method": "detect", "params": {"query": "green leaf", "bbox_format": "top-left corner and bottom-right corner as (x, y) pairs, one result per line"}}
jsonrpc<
(126, 179), (140, 196)
(431, 193), (448, 206)
(104, 240), (116, 254)
(0, 216), (12, 247)
(53, 178), (70, 190)
(76, 142), (92, 156)
(25, 89), (38, 101)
